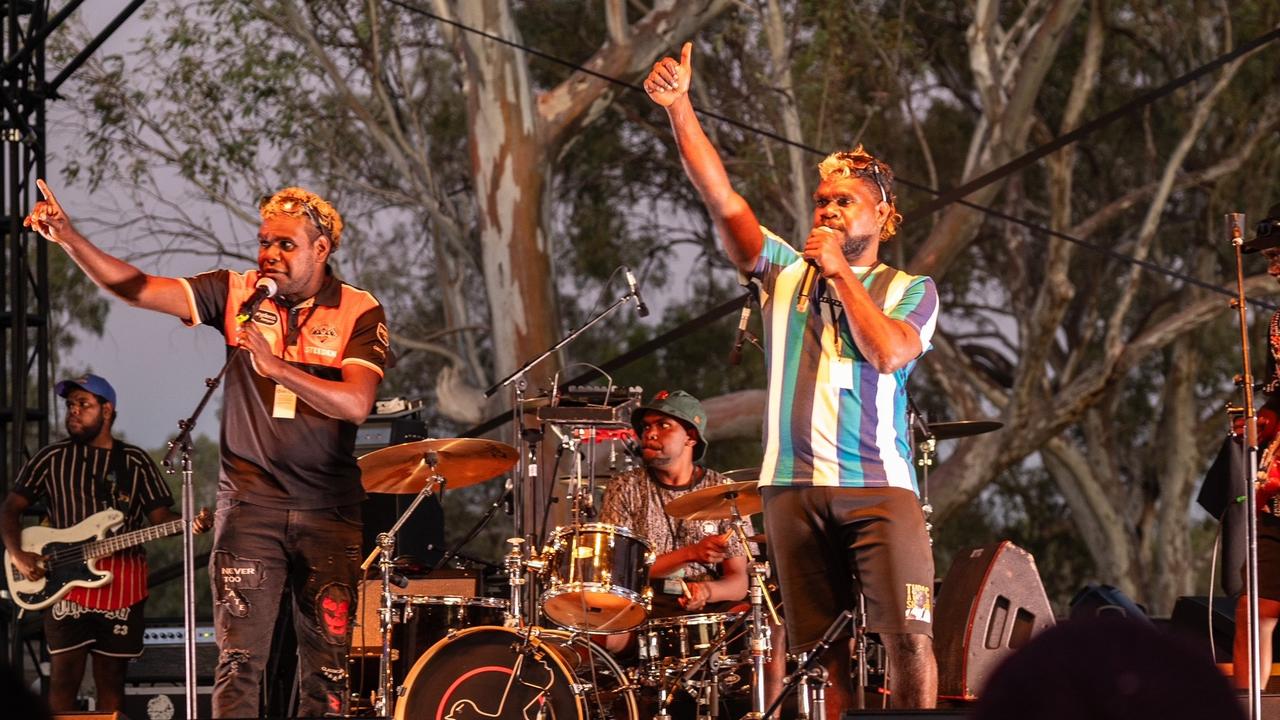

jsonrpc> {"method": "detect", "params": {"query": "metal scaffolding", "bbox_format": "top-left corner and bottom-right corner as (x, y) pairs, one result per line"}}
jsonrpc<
(1, 0), (146, 672)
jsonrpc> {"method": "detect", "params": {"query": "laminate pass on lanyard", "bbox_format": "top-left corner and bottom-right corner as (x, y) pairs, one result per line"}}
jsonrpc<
(273, 384), (298, 419)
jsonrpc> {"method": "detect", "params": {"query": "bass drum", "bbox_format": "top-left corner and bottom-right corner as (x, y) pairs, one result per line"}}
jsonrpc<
(394, 626), (637, 720)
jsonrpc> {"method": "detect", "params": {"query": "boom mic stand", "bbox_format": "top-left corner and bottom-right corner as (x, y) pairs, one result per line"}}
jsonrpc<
(762, 609), (853, 720)
(1227, 212), (1263, 720)
(484, 271), (647, 624)
(162, 347), (246, 720)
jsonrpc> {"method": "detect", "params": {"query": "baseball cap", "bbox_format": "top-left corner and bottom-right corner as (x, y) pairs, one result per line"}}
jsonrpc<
(631, 390), (709, 460)
(55, 373), (117, 406)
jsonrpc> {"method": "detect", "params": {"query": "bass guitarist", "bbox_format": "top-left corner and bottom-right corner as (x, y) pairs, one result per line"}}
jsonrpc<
(1, 373), (209, 714)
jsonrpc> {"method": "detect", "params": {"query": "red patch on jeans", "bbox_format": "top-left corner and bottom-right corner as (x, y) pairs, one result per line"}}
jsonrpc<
(317, 583), (352, 641)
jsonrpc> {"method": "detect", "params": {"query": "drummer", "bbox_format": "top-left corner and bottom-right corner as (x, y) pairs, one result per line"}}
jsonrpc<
(599, 391), (749, 639)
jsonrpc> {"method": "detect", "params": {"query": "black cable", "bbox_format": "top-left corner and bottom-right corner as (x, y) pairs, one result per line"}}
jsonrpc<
(381, 0), (1279, 312)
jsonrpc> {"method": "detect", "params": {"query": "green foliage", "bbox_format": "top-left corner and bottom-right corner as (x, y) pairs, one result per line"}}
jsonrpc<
(934, 467), (1098, 614)
(50, 0), (1280, 602)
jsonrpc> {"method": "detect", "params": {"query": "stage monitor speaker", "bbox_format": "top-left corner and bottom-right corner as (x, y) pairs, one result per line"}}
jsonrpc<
(1069, 583), (1150, 623)
(1169, 595), (1236, 662)
(351, 571), (482, 650)
(935, 540), (1055, 701)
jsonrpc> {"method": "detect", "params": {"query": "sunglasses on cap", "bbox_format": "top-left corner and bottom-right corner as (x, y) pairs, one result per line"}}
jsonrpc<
(833, 151), (889, 204)
(259, 194), (331, 238)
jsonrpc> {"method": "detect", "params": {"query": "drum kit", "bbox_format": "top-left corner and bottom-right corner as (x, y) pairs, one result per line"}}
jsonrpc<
(347, 397), (1003, 719)
(347, 430), (787, 720)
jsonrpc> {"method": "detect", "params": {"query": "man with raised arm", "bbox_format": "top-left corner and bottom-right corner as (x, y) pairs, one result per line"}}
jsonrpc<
(25, 181), (391, 718)
(644, 44), (940, 714)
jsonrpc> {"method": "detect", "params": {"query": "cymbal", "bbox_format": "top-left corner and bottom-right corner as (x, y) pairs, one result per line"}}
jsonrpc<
(914, 420), (1003, 443)
(722, 467), (761, 483)
(664, 480), (762, 521)
(359, 438), (517, 494)
(746, 533), (767, 544)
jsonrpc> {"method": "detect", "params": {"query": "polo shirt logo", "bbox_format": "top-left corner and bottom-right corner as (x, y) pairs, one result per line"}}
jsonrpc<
(310, 325), (338, 344)
(252, 309), (279, 325)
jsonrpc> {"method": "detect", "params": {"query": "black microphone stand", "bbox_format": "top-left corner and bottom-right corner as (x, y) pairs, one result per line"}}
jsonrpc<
(1227, 212), (1263, 720)
(161, 347), (244, 720)
(484, 278), (643, 625)
(762, 610), (853, 720)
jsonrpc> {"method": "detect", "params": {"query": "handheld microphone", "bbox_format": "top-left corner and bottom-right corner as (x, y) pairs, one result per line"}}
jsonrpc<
(235, 277), (279, 323)
(728, 297), (752, 366)
(623, 267), (650, 317)
(796, 227), (837, 312)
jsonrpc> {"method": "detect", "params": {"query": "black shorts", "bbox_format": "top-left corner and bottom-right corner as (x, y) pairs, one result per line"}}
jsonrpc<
(762, 486), (934, 652)
(43, 598), (146, 657)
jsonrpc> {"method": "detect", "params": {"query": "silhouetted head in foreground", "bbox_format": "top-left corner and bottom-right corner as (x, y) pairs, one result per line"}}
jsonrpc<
(974, 617), (1243, 720)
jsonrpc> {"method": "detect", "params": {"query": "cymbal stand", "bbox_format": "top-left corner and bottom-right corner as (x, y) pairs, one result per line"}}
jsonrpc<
(906, 395), (935, 538)
(727, 502), (781, 720)
(1227, 211), (1263, 720)
(357, 452), (444, 718)
(853, 592), (868, 710)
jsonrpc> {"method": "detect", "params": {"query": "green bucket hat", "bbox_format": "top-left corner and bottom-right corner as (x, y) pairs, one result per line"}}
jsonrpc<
(631, 390), (709, 461)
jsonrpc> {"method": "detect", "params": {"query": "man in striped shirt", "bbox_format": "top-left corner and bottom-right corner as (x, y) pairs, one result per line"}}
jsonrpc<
(1, 374), (196, 713)
(645, 44), (940, 714)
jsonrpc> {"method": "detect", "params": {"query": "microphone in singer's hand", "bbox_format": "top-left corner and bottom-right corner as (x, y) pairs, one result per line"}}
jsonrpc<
(236, 277), (279, 323)
(796, 227), (836, 313)
(728, 294), (753, 365)
(624, 267), (650, 317)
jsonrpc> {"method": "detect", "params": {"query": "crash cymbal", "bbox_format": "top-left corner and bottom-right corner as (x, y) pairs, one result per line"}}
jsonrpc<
(914, 420), (1003, 443)
(664, 480), (762, 521)
(359, 438), (517, 494)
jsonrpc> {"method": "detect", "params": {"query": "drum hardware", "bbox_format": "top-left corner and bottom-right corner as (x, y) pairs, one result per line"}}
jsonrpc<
(762, 609), (853, 720)
(358, 451), (445, 718)
(726, 487), (781, 719)
(653, 611), (750, 719)
(905, 394), (1004, 538)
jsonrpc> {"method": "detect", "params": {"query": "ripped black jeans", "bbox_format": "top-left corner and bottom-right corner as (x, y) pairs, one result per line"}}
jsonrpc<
(209, 498), (361, 718)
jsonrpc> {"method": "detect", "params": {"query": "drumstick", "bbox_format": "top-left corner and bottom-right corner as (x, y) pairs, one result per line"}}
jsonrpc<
(679, 577), (693, 600)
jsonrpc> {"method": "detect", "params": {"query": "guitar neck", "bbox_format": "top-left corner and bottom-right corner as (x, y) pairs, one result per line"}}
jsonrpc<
(84, 519), (184, 560)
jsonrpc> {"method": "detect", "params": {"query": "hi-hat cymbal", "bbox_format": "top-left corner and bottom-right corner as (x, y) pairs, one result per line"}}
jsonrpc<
(664, 480), (762, 521)
(359, 438), (517, 494)
(914, 420), (1003, 443)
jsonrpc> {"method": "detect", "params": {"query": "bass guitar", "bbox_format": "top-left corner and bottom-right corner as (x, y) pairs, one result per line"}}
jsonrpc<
(4, 508), (182, 611)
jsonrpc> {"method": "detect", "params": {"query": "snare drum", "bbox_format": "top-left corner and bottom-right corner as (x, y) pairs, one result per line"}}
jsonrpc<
(540, 523), (654, 633)
(394, 626), (638, 720)
(637, 612), (749, 684)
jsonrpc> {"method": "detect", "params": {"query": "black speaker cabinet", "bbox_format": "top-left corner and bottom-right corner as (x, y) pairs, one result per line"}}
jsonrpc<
(935, 541), (1055, 701)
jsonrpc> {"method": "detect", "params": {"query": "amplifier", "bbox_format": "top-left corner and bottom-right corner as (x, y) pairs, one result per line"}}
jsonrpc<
(128, 624), (219, 684)
(352, 572), (482, 651)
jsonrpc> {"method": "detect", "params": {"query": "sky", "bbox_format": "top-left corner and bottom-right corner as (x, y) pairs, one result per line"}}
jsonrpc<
(51, 4), (228, 450)
(43, 3), (683, 451)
